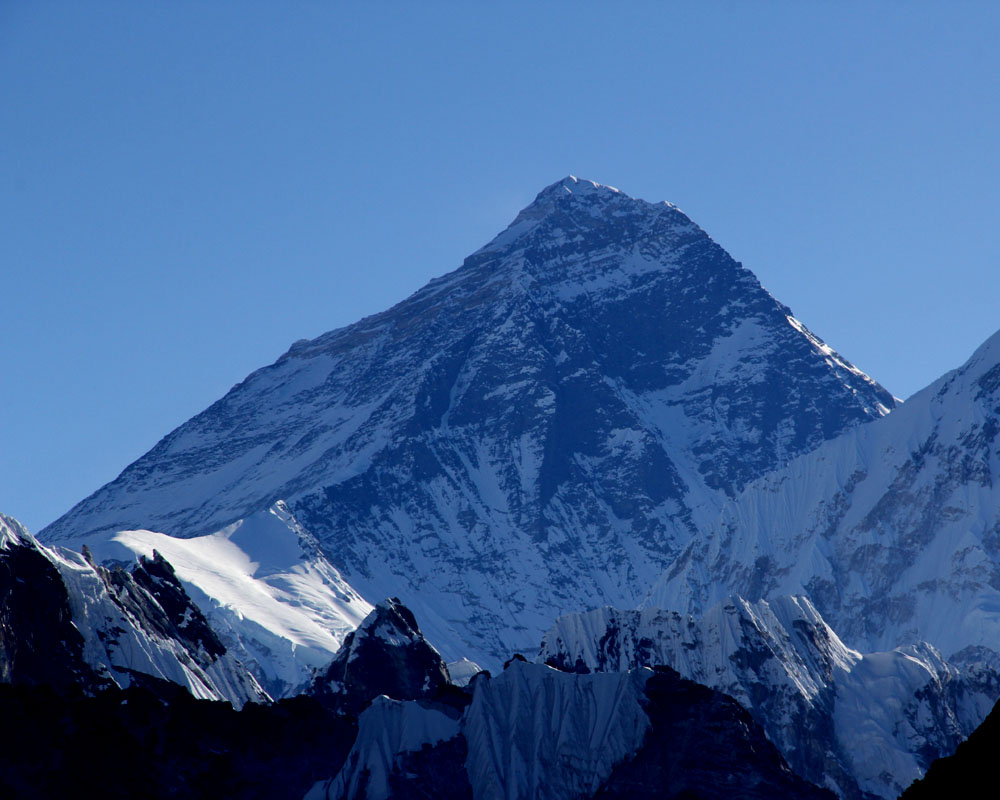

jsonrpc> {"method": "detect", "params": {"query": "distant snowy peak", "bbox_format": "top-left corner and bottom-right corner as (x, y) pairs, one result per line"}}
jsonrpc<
(42, 177), (896, 666)
(0, 513), (28, 548)
(286, 176), (706, 362)
(519, 175), (628, 211)
(478, 174), (685, 257)
(648, 326), (1000, 661)
(541, 174), (624, 197)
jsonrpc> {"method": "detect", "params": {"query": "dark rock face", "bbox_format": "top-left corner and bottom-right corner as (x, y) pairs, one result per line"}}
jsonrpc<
(104, 550), (227, 662)
(595, 666), (836, 800)
(0, 519), (104, 690)
(41, 177), (896, 666)
(309, 598), (450, 715)
(0, 681), (356, 800)
(386, 735), (473, 800)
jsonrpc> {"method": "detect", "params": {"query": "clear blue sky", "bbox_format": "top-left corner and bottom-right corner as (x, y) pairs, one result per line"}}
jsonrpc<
(3, 1), (999, 533)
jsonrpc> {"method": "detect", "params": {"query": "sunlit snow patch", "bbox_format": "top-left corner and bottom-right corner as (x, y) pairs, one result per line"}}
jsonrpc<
(72, 501), (372, 696)
(446, 657), (483, 687)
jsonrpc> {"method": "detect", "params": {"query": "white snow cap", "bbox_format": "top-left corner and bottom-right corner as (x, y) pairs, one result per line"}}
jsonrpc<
(543, 175), (622, 197)
(0, 513), (30, 548)
(533, 175), (682, 210)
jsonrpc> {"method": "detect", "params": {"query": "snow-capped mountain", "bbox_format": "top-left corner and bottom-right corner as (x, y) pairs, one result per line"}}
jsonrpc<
(40, 177), (896, 668)
(0, 513), (265, 706)
(72, 501), (372, 697)
(648, 327), (1000, 663)
(538, 597), (1000, 799)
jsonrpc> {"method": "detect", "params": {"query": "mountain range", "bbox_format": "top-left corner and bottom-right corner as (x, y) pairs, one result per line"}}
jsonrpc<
(4, 176), (998, 798)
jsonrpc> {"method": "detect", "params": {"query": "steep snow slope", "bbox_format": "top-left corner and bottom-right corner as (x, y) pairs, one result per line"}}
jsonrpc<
(71, 502), (371, 696)
(648, 328), (1000, 662)
(0, 514), (266, 706)
(538, 598), (999, 799)
(42, 177), (895, 666)
(315, 696), (463, 800)
(463, 663), (652, 799)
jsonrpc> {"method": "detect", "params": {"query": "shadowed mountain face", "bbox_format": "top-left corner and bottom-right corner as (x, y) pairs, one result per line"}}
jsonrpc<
(42, 177), (895, 665)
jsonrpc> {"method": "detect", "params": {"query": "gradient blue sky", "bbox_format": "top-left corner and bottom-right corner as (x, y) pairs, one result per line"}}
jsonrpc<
(3, 2), (999, 532)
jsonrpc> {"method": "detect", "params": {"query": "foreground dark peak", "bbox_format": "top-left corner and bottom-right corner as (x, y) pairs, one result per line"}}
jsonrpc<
(309, 598), (450, 715)
(0, 515), (99, 689)
(42, 178), (895, 665)
(1, 591), (834, 800)
(594, 665), (836, 800)
(903, 692), (1000, 799)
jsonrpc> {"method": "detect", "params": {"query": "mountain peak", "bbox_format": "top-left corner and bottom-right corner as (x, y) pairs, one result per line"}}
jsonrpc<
(0, 513), (30, 550)
(528, 175), (686, 215)
(963, 325), (1000, 387)
(41, 177), (897, 666)
(536, 175), (622, 200)
(308, 598), (450, 714)
(478, 175), (693, 262)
